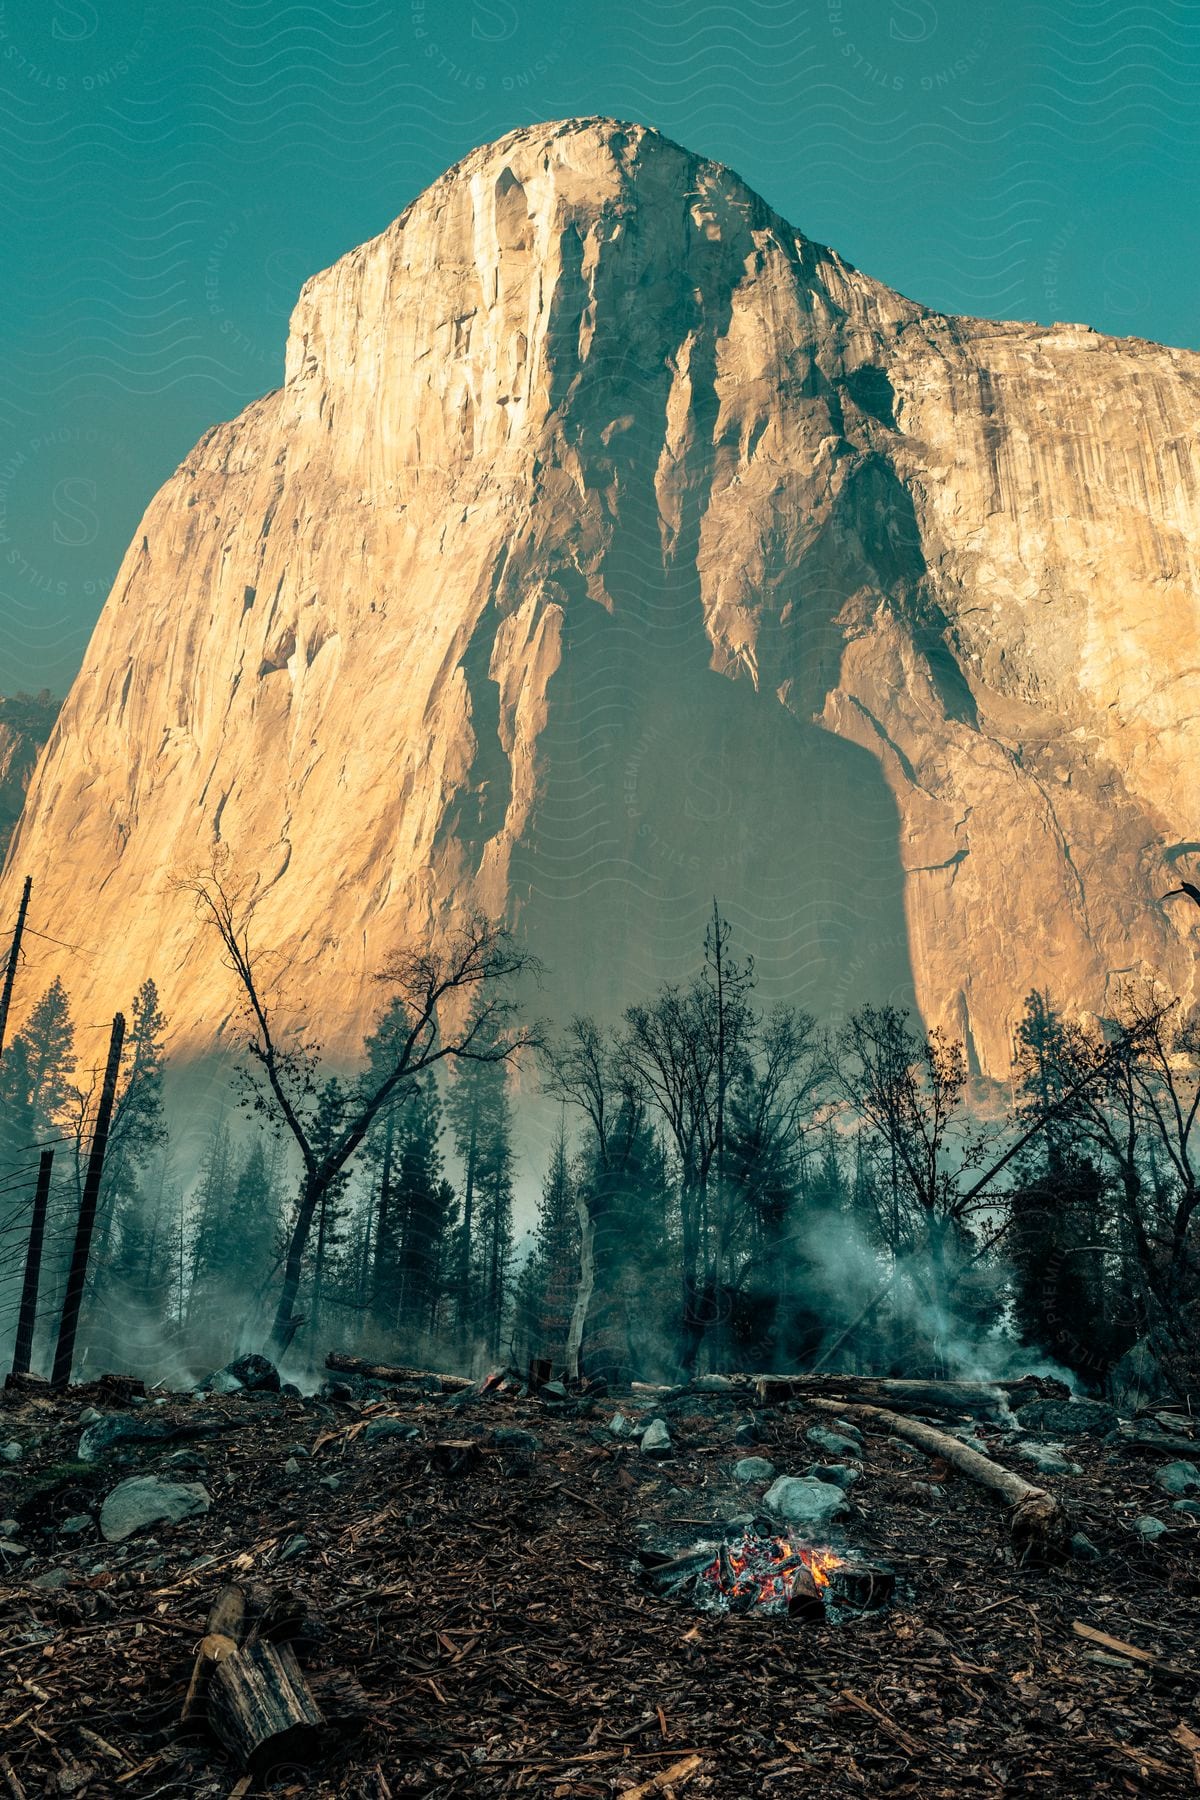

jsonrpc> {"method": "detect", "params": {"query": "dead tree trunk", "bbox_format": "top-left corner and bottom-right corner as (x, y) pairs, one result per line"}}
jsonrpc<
(51, 1013), (125, 1389)
(0, 876), (31, 1062)
(811, 1398), (1068, 1555)
(10, 1150), (52, 1378)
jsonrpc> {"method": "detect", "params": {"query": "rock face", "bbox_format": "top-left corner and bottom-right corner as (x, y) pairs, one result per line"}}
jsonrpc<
(0, 692), (58, 867)
(3, 118), (1200, 1072)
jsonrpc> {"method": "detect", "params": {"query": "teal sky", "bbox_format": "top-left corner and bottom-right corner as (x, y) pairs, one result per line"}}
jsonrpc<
(2, 0), (1197, 694)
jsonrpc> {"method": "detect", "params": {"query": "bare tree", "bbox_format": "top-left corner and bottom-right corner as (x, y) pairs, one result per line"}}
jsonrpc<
(182, 872), (538, 1353)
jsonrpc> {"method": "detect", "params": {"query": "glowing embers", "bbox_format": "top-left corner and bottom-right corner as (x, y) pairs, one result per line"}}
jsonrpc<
(640, 1528), (893, 1622)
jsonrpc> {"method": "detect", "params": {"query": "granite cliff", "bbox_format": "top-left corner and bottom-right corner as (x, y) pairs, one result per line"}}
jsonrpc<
(4, 119), (1200, 1073)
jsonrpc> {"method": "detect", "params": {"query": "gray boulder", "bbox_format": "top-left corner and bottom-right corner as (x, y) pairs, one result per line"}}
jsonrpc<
(203, 1370), (244, 1395)
(733, 1457), (775, 1484)
(1016, 1397), (1118, 1438)
(365, 1418), (422, 1444)
(78, 1413), (222, 1462)
(1154, 1460), (1200, 1497)
(806, 1463), (861, 1490)
(100, 1477), (211, 1544)
(641, 1419), (673, 1458)
(806, 1426), (861, 1460)
(492, 1428), (541, 1452)
(607, 1413), (634, 1439)
(1017, 1441), (1082, 1477)
(31, 1568), (73, 1590)
(762, 1475), (851, 1530)
(223, 1353), (281, 1393)
(1133, 1514), (1169, 1542)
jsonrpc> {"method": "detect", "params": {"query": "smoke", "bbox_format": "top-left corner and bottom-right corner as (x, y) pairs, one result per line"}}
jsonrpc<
(799, 1209), (1080, 1391)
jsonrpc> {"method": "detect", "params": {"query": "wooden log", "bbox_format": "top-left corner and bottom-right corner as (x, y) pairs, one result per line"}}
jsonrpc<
(809, 1398), (1068, 1556)
(207, 1639), (324, 1772)
(786, 1564), (825, 1623)
(749, 1374), (1063, 1417)
(324, 1352), (472, 1393)
(181, 1585), (246, 1725)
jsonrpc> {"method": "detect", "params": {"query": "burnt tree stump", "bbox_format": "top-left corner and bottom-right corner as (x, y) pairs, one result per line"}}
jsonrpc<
(207, 1638), (324, 1772)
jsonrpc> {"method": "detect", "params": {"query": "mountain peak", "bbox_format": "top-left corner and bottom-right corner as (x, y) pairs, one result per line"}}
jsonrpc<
(4, 127), (1200, 1078)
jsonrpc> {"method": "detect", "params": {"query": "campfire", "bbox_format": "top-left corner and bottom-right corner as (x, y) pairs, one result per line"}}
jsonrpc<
(641, 1527), (894, 1622)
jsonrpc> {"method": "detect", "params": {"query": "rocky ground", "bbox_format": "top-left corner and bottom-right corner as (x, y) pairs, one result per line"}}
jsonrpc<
(2, 1365), (1200, 1797)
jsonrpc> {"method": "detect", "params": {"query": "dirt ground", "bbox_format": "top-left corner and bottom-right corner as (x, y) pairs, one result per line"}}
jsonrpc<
(2, 1370), (1199, 1797)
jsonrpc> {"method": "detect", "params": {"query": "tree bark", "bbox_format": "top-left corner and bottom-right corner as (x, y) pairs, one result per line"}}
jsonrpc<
(207, 1638), (323, 1772)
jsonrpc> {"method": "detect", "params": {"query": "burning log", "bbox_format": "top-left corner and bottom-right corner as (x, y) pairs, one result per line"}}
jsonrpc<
(785, 1562), (825, 1623)
(324, 1352), (472, 1393)
(751, 1374), (1066, 1418)
(207, 1638), (324, 1773)
(811, 1399), (1068, 1555)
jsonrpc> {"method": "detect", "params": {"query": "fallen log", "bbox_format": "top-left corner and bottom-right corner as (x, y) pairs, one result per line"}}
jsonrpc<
(750, 1374), (1066, 1417)
(809, 1398), (1068, 1555)
(207, 1638), (324, 1772)
(324, 1352), (472, 1393)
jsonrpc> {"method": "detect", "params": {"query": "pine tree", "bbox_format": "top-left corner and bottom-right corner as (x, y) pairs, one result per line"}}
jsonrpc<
(446, 995), (515, 1350)
(516, 1125), (579, 1370)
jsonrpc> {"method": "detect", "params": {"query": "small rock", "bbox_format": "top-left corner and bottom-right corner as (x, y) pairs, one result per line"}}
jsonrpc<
(0, 1518), (18, 1536)
(1017, 1441), (1082, 1477)
(492, 1428), (540, 1452)
(279, 1533), (309, 1562)
(1070, 1532), (1102, 1561)
(286, 1444), (310, 1458)
(805, 1463), (861, 1490)
(31, 1568), (73, 1590)
(78, 1407), (103, 1426)
(607, 1413), (634, 1439)
(806, 1426), (861, 1460)
(281, 1383), (303, 1398)
(733, 1456), (775, 1483)
(1133, 1514), (1169, 1542)
(59, 1515), (91, 1536)
(318, 1475), (342, 1492)
(0, 1442), (22, 1463)
(283, 1458), (301, 1475)
(364, 1418), (421, 1445)
(641, 1419), (673, 1458)
(0, 1539), (29, 1557)
(733, 1417), (762, 1448)
(1173, 1499), (1200, 1518)
(99, 1477), (211, 1544)
(1154, 1460), (1200, 1497)
(762, 1475), (851, 1529)
(541, 1381), (569, 1401)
